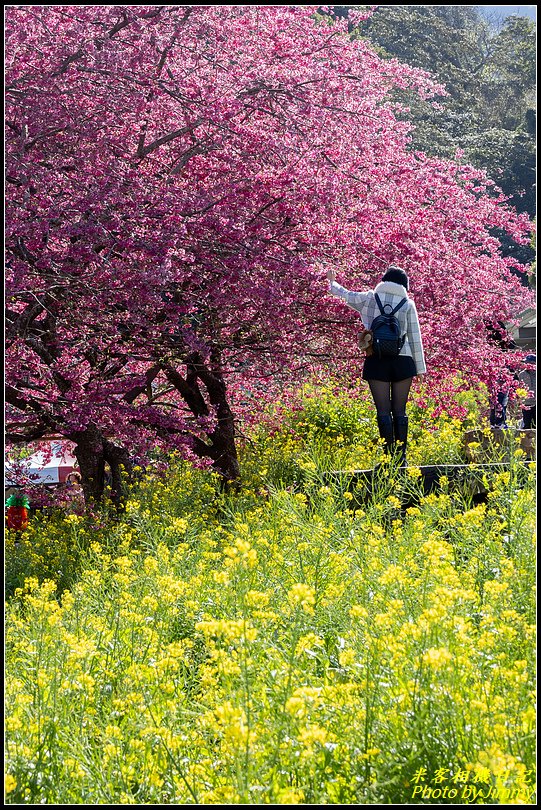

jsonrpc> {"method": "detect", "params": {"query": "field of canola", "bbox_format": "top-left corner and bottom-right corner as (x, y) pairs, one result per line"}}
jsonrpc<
(5, 383), (536, 804)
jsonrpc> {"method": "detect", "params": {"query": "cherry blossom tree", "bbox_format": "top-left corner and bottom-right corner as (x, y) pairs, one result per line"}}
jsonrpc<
(5, 5), (534, 503)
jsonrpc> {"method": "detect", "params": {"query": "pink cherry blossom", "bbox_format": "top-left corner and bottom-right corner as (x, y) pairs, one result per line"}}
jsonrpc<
(5, 6), (534, 502)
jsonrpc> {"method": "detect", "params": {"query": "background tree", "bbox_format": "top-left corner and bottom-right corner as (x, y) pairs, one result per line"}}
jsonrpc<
(346, 5), (536, 220)
(5, 5), (533, 504)
(465, 15), (536, 219)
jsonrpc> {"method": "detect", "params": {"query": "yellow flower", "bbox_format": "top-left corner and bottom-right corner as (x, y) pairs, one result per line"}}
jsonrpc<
(143, 556), (159, 575)
(379, 564), (408, 586)
(105, 724), (123, 740)
(201, 787), (239, 804)
(422, 647), (453, 669)
(64, 513), (83, 524)
(484, 580), (509, 599)
(298, 723), (334, 761)
(276, 789), (306, 804)
(5, 774), (17, 794)
(166, 517), (188, 534)
(5, 716), (23, 732)
(338, 648), (356, 667)
(196, 617), (257, 643)
(213, 701), (249, 744)
(63, 757), (86, 780)
(299, 724), (330, 747)
(285, 695), (306, 717)
(245, 590), (270, 608)
(288, 583), (316, 613)
(223, 537), (258, 568)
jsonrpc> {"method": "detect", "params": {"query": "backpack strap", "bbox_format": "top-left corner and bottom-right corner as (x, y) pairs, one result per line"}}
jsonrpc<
(390, 297), (408, 315)
(374, 293), (408, 316)
(374, 293), (385, 314)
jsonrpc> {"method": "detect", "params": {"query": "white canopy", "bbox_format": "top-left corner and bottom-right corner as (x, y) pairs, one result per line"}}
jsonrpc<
(5, 441), (78, 486)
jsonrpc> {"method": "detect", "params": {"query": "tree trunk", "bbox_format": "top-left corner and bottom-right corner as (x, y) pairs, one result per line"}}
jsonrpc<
(72, 424), (106, 505)
(188, 358), (240, 484)
(164, 356), (241, 485)
(208, 396), (240, 485)
(103, 439), (133, 508)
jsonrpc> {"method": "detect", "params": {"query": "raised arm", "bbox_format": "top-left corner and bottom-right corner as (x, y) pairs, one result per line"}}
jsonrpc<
(326, 268), (370, 311)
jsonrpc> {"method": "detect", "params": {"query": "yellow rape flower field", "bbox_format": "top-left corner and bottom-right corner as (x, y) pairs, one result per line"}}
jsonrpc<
(4, 383), (537, 804)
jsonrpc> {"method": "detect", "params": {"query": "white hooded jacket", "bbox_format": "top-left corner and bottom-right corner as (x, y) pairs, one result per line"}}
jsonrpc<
(330, 279), (426, 375)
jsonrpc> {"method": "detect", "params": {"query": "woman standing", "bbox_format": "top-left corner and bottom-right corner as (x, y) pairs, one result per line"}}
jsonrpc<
(327, 265), (426, 465)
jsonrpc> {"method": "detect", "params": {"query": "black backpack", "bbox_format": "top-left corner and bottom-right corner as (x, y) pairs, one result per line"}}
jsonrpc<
(371, 293), (407, 359)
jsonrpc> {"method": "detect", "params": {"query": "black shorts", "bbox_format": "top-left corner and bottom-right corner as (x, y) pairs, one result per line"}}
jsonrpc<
(362, 354), (417, 383)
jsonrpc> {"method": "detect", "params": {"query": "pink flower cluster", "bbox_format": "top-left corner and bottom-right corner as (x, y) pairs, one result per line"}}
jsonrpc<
(5, 5), (534, 477)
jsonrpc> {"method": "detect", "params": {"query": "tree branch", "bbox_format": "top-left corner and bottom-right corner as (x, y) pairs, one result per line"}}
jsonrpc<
(137, 120), (205, 158)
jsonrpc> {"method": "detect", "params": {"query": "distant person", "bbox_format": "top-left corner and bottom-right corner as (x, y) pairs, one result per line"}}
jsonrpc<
(327, 265), (426, 465)
(517, 354), (536, 429)
(489, 380), (509, 429)
(65, 471), (84, 513)
(66, 471), (83, 490)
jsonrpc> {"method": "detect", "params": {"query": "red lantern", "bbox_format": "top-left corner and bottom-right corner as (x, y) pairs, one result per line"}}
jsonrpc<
(6, 494), (30, 530)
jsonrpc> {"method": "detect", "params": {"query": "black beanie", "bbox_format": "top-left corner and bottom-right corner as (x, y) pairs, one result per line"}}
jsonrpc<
(382, 265), (409, 290)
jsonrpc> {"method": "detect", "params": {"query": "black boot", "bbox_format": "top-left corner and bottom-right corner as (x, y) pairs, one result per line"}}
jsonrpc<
(377, 413), (394, 454)
(393, 410), (408, 466)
